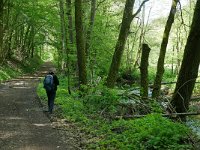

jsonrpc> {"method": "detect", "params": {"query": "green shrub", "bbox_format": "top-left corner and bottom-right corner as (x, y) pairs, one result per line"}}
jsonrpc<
(37, 76), (194, 150)
(80, 83), (119, 115)
(0, 56), (43, 82)
(98, 114), (192, 150)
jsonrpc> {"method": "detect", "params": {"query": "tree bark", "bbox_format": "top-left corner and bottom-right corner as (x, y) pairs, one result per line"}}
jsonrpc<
(22, 24), (31, 55)
(171, 0), (200, 121)
(134, 3), (146, 69)
(4, 0), (12, 59)
(86, 0), (97, 83)
(140, 43), (151, 99)
(86, 0), (96, 55)
(75, 0), (87, 85)
(106, 0), (135, 88)
(0, 0), (4, 63)
(106, 0), (149, 88)
(152, 0), (179, 98)
(59, 0), (67, 69)
(30, 26), (35, 58)
(66, 0), (74, 44)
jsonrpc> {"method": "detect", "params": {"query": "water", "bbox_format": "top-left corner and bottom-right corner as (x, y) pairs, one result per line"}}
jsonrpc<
(187, 116), (200, 137)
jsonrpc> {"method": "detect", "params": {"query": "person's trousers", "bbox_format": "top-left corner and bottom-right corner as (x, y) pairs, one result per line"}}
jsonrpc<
(46, 90), (56, 113)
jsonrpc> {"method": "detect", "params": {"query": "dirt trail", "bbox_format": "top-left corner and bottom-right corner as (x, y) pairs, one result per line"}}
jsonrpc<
(0, 62), (81, 150)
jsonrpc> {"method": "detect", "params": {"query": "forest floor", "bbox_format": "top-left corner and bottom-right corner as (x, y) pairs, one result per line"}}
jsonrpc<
(0, 62), (83, 150)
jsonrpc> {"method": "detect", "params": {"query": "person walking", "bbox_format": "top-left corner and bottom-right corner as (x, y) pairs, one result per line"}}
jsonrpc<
(43, 69), (59, 114)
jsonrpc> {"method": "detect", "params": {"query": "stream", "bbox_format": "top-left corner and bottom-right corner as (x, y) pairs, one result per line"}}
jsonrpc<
(187, 116), (200, 137)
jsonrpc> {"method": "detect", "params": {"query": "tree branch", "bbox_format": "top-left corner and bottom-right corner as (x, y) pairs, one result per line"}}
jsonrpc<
(132, 0), (149, 19)
(115, 112), (200, 119)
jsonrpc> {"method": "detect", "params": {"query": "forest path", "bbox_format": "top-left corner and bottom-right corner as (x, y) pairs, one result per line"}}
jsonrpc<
(0, 62), (80, 150)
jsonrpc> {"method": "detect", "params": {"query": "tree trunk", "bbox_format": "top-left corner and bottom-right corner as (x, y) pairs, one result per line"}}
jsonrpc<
(106, 0), (149, 88)
(0, 0), (4, 63)
(106, 0), (135, 88)
(65, 0), (72, 94)
(59, 0), (67, 69)
(86, 0), (96, 55)
(171, 0), (200, 121)
(75, 0), (87, 85)
(6, 30), (13, 59)
(30, 26), (35, 58)
(152, 0), (178, 98)
(27, 25), (35, 59)
(66, 0), (74, 44)
(140, 43), (151, 99)
(86, 0), (96, 83)
(22, 25), (31, 54)
(134, 2), (146, 69)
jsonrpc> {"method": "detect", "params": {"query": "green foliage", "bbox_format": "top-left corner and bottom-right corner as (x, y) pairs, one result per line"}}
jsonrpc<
(80, 83), (119, 115)
(149, 100), (163, 113)
(98, 114), (192, 150)
(193, 78), (200, 95)
(37, 81), (46, 98)
(37, 75), (88, 122)
(22, 56), (43, 73)
(0, 66), (21, 82)
(0, 57), (43, 82)
(37, 75), (194, 149)
(118, 66), (176, 86)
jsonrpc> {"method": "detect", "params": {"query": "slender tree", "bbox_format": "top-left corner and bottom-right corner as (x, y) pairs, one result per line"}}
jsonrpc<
(106, 0), (149, 88)
(152, 0), (179, 98)
(66, 0), (74, 44)
(171, 0), (200, 120)
(65, 0), (73, 94)
(134, 2), (146, 69)
(86, 0), (96, 55)
(86, 0), (97, 83)
(0, 0), (4, 63)
(30, 25), (35, 58)
(75, 0), (87, 85)
(59, 0), (67, 69)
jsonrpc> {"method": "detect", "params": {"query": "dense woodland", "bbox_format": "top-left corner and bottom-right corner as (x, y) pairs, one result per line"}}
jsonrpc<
(1, 0), (200, 149)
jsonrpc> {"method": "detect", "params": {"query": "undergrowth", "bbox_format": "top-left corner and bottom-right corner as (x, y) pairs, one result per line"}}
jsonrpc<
(0, 56), (43, 82)
(37, 75), (195, 150)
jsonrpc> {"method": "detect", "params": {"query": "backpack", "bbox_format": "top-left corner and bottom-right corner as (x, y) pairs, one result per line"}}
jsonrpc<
(43, 74), (54, 91)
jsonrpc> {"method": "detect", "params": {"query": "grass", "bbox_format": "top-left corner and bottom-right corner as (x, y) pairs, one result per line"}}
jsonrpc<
(0, 56), (43, 82)
(37, 75), (195, 149)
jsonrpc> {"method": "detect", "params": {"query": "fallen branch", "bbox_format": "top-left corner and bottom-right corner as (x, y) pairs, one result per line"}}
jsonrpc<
(115, 112), (200, 119)
(191, 96), (200, 101)
(149, 81), (200, 87)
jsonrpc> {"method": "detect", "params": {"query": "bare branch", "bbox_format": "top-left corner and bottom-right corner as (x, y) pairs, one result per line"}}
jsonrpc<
(115, 111), (200, 119)
(132, 0), (149, 19)
(178, 0), (189, 33)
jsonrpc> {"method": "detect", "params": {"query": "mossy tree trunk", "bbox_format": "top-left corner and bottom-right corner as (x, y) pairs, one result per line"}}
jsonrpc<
(86, 0), (96, 83)
(66, 0), (73, 94)
(75, 0), (87, 85)
(106, 0), (135, 88)
(140, 43), (151, 99)
(0, 0), (4, 64)
(59, 0), (67, 69)
(30, 26), (35, 58)
(66, 0), (73, 44)
(106, 0), (149, 88)
(152, 0), (179, 98)
(171, 0), (200, 121)
(86, 0), (96, 55)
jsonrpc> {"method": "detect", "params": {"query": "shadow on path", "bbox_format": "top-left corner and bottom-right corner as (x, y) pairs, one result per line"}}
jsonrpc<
(0, 62), (80, 150)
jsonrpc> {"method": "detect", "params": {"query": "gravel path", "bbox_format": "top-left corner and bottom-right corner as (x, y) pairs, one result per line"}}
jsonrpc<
(0, 62), (80, 150)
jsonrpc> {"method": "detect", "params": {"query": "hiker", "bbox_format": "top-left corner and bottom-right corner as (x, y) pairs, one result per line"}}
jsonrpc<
(43, 69), (59, 114)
